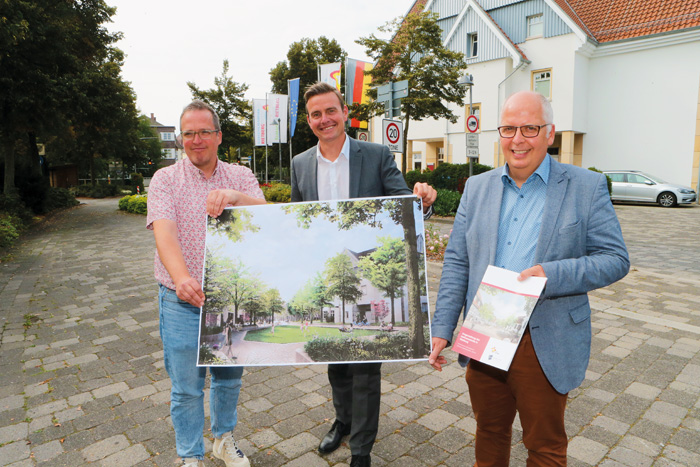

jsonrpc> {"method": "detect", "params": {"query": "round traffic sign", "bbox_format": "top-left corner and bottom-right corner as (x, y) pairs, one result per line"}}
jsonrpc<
(467, 115), (479, 133)
(357, 131), (368, 141)
(386, 122), (400, 144)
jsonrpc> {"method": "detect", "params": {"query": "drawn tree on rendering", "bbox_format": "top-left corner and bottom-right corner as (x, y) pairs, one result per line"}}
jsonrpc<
(358, 236), (407, 326)
(323, 253), (363, 325)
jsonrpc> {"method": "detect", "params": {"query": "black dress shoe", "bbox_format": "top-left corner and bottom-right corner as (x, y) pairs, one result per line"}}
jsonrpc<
(350, 454), (371, 466)
(318, 420), (351, 454)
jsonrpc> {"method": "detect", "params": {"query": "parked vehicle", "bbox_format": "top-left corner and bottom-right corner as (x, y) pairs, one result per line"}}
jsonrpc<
(603, 170), (697, 207)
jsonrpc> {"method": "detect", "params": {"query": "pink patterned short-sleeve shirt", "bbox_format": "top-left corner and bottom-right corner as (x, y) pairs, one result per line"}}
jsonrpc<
(146, 157), (264, 290)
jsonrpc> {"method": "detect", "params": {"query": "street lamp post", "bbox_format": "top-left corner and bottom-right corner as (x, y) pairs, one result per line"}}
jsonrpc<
(458, 74), (475, 177)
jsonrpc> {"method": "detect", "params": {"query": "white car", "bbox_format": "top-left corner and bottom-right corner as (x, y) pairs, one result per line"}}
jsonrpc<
(603, 170), (697, 207)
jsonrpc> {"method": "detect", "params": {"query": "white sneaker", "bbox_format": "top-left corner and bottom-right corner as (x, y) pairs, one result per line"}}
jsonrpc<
(212, 432), (250, 467)
(181, 458), (204, 467)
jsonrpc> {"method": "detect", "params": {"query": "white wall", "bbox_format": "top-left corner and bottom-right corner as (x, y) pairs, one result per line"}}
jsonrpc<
(584, 38), (700, 186)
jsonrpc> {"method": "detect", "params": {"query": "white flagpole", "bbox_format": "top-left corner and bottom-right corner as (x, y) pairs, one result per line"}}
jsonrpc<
(265, 93), (268, 184)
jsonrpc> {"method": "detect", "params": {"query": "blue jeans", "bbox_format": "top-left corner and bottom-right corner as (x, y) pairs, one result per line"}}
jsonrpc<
(159, 285), (244, 460)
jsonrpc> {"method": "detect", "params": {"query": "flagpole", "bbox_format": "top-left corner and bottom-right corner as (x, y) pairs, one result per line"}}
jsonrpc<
(265, 93), (268, 184)
(288, 79), (292, 179)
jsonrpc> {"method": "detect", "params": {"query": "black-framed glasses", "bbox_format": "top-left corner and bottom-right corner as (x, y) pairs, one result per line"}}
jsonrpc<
(497, 124), (550, 138)
(181, 129), (220, 141)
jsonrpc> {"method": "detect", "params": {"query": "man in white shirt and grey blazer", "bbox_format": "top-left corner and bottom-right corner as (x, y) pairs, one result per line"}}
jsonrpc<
(291, 82), (436, 467)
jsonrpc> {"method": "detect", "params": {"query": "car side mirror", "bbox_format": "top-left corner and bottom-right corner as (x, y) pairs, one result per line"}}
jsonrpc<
(644, 180), (654, 185)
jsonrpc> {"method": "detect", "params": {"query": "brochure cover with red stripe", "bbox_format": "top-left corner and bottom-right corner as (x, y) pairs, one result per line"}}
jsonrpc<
(452, 266), (547, 371)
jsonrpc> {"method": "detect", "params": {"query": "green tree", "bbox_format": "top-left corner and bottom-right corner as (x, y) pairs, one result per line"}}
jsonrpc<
(0, 0), (128, 194)
(135, 115), (164, 177)
(323, 253), (363, 325)
(188, 60), (252, 164)
(358, 236), (407, 326)
(261, 288), (285, 326)
(269, 37), (346, 167)
(356, 10), (467, 173)
(310, 272), (332, 322)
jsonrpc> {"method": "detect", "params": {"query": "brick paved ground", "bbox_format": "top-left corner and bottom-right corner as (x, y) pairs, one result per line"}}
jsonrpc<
(0, 198), (698, 466)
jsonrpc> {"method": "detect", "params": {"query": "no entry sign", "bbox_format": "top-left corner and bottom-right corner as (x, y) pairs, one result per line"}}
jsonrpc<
(382, 119), (403, 153)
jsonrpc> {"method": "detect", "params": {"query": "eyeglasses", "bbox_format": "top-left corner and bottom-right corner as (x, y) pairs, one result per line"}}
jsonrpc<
(181, 129), (220, 141)
(497, 124), (550, 138)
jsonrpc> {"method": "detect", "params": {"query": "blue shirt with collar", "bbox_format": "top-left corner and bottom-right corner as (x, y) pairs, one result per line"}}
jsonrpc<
(495, 154), (551, 273)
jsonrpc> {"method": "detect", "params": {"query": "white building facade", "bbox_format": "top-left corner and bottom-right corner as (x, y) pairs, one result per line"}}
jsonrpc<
(369, 0), (700, 191)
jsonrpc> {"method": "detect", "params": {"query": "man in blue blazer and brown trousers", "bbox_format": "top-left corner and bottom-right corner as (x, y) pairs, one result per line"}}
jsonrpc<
(291, 82), (436, 467)
(429, 91), (629, 466)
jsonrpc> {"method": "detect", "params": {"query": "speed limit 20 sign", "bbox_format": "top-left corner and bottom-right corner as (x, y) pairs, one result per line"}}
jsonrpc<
(382, 119), (404, 153)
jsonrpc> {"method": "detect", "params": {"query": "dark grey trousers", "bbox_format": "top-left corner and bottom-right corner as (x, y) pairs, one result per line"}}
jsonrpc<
(328, 362), (382, 456)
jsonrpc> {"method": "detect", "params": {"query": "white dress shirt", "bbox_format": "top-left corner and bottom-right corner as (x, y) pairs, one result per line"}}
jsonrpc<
(316, 134), (351, 201)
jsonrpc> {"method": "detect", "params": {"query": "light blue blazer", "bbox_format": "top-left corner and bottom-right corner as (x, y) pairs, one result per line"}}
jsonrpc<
(431, 158), (630, 394)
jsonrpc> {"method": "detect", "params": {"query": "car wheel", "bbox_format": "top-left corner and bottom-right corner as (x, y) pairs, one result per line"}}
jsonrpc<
(658, 192), (676, 207)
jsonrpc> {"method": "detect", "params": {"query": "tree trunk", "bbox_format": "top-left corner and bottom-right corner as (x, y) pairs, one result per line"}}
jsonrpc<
(27, 132), (42, 176)
(90, 153), (97, 186)
(3, 138), (16, 195)
(401, 113), (411, 175)
(402, 198), (425, 356)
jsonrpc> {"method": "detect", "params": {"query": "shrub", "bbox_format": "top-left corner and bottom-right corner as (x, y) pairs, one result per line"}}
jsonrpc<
(0, 215), (20, 249)
(304, 327), (431, 361)
(118, 195), (131, 211)
(261, 183), (291, 203)
(130, 173), (145, 194)
(44, 187), (79, 211)
(430, 162), (493, 192)
(71, 184), (122, 198)
(126, 195), (148, 215)
(588, 166), (612, 195)
(0, 193), (33, 224)
(404, 169), (432, 188)
(425, 224), (451, 261)
(433, 189), (462, 216)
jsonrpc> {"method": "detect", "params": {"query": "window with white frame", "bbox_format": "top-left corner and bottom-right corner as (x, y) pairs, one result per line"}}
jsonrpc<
(160, 132), (175, 141)
(532, 69), (552, 99)
(162, 148), (176, 159)
(467, 33), (478, 58)
(413, 152), (422, 170)
(527, 14), (543, 38)
(437, 147), (445, 162)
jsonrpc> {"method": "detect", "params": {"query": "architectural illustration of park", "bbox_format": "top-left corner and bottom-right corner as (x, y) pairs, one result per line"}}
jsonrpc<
(197, 196), (431, 367)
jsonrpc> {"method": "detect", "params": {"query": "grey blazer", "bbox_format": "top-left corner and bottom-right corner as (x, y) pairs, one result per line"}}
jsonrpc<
(290, 137), (412, 202)
(431, 158), (630, 394)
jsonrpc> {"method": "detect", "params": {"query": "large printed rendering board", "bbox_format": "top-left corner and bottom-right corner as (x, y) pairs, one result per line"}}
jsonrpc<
(197, 195), (432, 367)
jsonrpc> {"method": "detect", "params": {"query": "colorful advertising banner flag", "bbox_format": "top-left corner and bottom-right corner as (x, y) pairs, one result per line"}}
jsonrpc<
(253, 98), (267, 147)
(346, 58), (374, 129)
(288, 78), (300, 138)
(318, 62), (341, 90)
(266, 94), (288, 145)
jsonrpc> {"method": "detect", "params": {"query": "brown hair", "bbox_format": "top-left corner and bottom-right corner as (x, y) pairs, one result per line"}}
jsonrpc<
(304, 82), (345, 112)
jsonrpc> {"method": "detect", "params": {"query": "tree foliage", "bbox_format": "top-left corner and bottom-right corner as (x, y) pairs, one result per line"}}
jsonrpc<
(0, 0), (142, 195)
(358, 236), (407, 326)
(269, 37), (346, 164)
(356, 11), (467, 173)
(324, 253), (363, 325)
(188, 60), (252, 164)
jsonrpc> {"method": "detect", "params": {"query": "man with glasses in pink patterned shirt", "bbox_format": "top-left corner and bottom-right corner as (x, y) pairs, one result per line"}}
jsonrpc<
(147, 100), (266, 467)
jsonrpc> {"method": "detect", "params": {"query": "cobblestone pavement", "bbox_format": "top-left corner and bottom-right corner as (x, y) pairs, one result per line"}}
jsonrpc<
(1, 198), (699, 466)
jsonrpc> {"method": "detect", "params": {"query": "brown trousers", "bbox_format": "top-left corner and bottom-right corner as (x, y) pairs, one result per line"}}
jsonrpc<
(466, 331), (568, 466)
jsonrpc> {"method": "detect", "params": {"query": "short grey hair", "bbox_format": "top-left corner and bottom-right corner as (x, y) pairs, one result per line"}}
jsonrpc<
(180, 100), (220, 130)
(502, 91), (554, 137)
